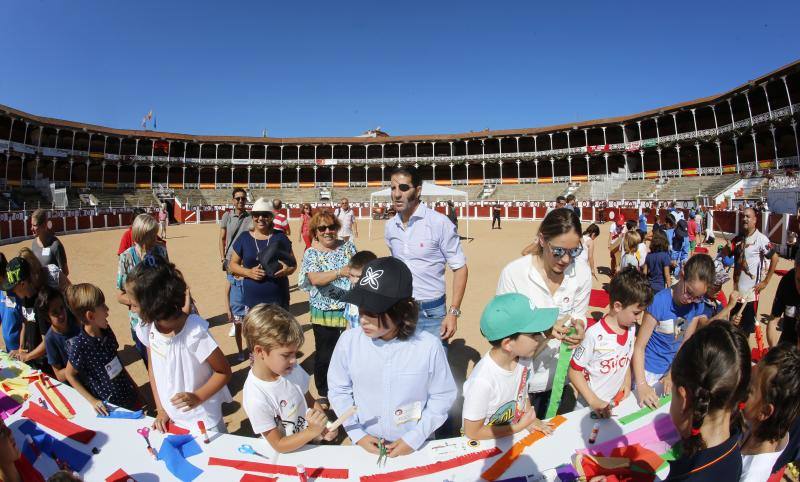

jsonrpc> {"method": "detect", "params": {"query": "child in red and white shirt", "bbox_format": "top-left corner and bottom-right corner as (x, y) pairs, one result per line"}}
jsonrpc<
(569, 267), (654, 418)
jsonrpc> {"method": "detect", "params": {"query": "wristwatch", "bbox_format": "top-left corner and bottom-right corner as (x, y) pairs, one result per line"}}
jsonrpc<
(448, 306), (461, 318)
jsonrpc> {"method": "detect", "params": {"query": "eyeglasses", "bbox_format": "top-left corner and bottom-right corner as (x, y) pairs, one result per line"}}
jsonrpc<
(391, 183), (413, 192)
(251, 212), (273, 219)
(680, 282), (705, 303)
(317, 224), (338, 233)
(547, 242), (583, 259)
(234, 196), (247, 202)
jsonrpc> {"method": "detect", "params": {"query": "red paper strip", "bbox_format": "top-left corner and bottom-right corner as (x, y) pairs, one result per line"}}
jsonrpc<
(482, 415), (568, 481)
(33, 380), (75, 419)
(208, 457), (349, 479)
(14, 454), (45, 482)
(22, 403), (96, 444)
(106, 468), (137, 482)
(167, 421), (190, 435)
(360, 447), (502, 482)
(240, 474), (278, 482)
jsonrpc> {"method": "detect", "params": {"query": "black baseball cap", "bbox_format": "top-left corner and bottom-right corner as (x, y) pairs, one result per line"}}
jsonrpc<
(343, 257), (413, 313)
(2, 257), (31, 291)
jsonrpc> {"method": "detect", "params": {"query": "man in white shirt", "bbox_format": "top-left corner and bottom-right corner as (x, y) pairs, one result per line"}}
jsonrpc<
(335, 198), (357, 242)
(733, 207), (778, 334)
(384, 167), (468, 342)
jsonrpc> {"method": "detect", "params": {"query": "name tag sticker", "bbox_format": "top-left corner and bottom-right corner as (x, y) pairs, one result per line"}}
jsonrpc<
(105, 357), (123, 379)
(393, 401), (422, 425)
(41, 247), (51, 257)
(656, 318), (674, 335)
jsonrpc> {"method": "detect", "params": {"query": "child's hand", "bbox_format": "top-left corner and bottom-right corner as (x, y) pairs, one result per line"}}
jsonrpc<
(170, 392), (201, 412)
(589, 399), (612, 419)
(355, 435), (382, 455)
(91, 398), (109, 416)
(727, 290), (741, 306)
(637, 384), (660, 409)
(526, 418), (555, 435)
(386, 438), (413, 457)
(153, 410), (171, 433)
(322, 426), (339, 441)
(513, 409), (537, 432)
(305, 409), (328, 437)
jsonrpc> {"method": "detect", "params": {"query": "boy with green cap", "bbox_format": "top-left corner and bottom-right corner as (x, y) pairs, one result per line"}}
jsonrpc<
(462, 293), (559, 440)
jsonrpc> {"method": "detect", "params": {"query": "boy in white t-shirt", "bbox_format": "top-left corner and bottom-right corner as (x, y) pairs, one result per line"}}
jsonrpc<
(462, 293), (559, 440)
(569, 267), (653, 418)
(740, 344), (800, 482)
(242, 304), (338, 453)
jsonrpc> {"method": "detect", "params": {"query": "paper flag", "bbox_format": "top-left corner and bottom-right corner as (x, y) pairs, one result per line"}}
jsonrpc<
(158, 434), (204, 482)
(98, 408), (144, 419)
(106, 469), (137, 482)
(240, 475), (278, 482)
(578, 414), (680, 458)
(208, 457), (350, 479)
(0, 391), (22, 420)
(618, 396), (672, 425)
(359, 448), (501, 482)
(22, 403), (96, 444)
(17, 420), (92, 471)
(481, 415), (568, 481)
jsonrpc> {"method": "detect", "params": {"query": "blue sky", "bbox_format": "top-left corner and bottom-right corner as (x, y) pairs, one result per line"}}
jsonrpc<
(1, 0), (798, 138)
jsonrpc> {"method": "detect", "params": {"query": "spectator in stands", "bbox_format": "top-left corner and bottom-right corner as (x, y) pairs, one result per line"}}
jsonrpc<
(733, 207), (779, 335)
(220, 188), (251, 352)
(385, 166), (467, 343)
(272, 198), (291, 235)
(299, 203), (313, 250)
(335, 198), (358, 242)
(116, 213), (170, 368)
(496, 208), (588, 415)
(117, 207), (147, 255)
(566, 194), (580, 220)
(30, 208), (69, 277)
(492, 203), (502, 229)
(298, 210), (356, 405)
(158, 202), (168, 239)
(230, 198), (295, 311)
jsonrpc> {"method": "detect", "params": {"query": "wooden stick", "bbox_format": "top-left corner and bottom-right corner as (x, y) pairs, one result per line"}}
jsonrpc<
(326, 406), (357, 432)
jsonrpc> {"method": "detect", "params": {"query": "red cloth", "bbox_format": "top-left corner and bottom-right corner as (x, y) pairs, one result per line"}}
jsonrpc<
(589, 289), (610, 308)
(118, 228), (133, 255)
(22, 404), (96, 444)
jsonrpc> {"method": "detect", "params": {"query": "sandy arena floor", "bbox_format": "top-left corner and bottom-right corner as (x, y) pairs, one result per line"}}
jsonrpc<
(1, 218), (791, 437)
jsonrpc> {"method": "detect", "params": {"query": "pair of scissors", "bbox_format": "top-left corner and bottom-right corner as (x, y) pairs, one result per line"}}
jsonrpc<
(377, 438), (387, 467)
(137, 427), (152, 446)
(238, 444), (268, 459)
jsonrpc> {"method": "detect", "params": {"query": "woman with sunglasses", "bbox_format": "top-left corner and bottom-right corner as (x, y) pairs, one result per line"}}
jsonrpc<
(229, 198), (296, 314)
(298, 210), (357, 407)
(632, 253), (716, 410)
(496, 207), (589, 416)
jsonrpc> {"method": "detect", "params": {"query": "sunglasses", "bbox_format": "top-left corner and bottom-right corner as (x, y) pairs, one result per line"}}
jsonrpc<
(547, 242), (583, 259)
(234, 196), (247, 202)
(251, 211), (273, 219)
(317, 224), (338, 233)
(391, 183), (414, 192)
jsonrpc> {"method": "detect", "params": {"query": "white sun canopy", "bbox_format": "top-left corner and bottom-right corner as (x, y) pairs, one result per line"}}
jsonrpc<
(368, 182), (469, 239)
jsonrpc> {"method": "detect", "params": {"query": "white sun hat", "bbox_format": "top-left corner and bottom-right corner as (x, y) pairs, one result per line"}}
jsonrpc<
(250, 197), (273, 214)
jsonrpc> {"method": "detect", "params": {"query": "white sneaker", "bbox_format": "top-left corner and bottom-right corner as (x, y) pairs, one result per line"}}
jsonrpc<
(228, 324), (235, 337)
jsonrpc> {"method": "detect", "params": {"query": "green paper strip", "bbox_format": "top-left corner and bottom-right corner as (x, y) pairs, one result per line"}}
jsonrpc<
(545, 341), (574, 419)
(657, 443), (682, 472)
(618, 395), (672, 425)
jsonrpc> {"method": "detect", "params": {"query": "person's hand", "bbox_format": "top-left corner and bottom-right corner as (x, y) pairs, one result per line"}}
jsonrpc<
(526, 418), (555, 435)
(153, 410), (171, 433)
(305, 409), (328, 437)
(620, 384), (631, 402)
(386, 438), (413, 457)
(440, 313), (457, 341)
(170, 392), (202, 412)
(248, 266), (266, 281)
(273, 261), (290, 278)
(322, 426), (339, 441)
(592, 270), (599, 281)
(589, 398), (612, 419)
(226, 310), (234, 324)
(91, 398), (109, 416)
(637, 383), (660, 409)
(563, 319), (585, 348)
(8, 350), (20, 360)
(727, 290), (741, 306)
(355, 435), (382, 455)
(512, 409), (537, 433)
(337, 265), (351, 279)
(661, 373), (672, 397)
(755, 281), (768, 294)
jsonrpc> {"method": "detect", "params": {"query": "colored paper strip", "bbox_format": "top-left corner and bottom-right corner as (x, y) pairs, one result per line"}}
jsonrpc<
(22, 403), (96, 444)
(157, 434), (204, 482)
(545, 341), (574, 419)
(481, 415), (567, 481)
(618, 396), (672, 425)
(0, 391), (22, 420)
(208, 457), (350, 479)
(33, 380), (74, 419)
(17, 420), (92, 472)
(578, 414), (680, 458)
(360, 447), (502, 482)
(98, 408), (145, 419)
(240, 474), (278, 482)
(106, 469), (136, 482)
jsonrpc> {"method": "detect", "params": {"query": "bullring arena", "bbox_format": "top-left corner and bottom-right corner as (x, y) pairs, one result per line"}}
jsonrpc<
(1, 58), (800, 480)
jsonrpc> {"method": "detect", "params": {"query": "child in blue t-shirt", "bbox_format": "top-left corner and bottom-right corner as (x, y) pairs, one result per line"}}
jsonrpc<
(342, 251), (377, 328)
(36, 286), (80, 382)
(633, 253), (716, 409)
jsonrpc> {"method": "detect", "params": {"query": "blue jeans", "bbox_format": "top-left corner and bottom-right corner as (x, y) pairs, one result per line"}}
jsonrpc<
(227, 274), (247, 319)
(417, 296), (446, 345)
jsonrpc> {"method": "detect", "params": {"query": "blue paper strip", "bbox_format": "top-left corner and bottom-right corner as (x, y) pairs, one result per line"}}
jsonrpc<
(97, 408), (144, 419)
(16, 420), (91, 472)
(157, 434), (203, 482)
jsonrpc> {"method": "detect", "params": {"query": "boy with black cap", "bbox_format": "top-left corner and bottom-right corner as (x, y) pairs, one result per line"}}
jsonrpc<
(1, 258), (38, 362)
(462, 293), (558, 440)
(327, 257), (457, 457)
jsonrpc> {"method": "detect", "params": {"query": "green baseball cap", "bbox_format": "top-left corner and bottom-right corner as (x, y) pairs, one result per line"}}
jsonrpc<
(480, 293), (559, 342)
